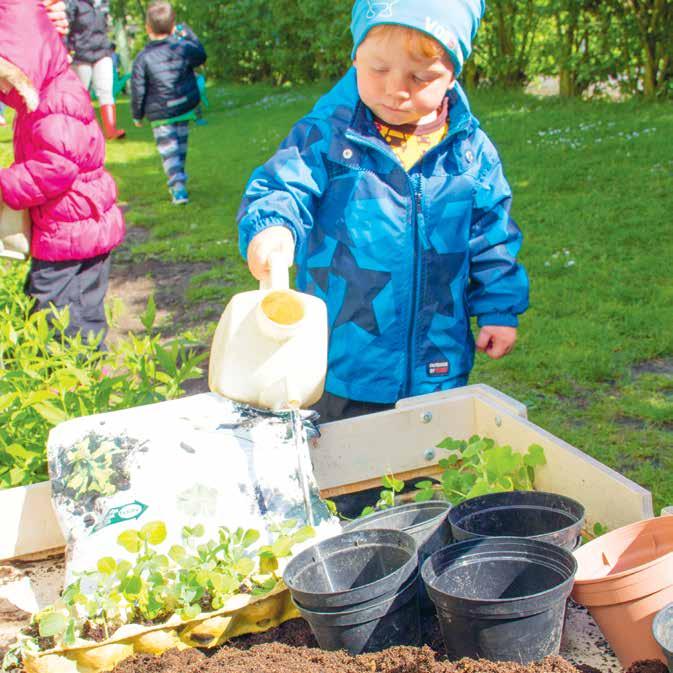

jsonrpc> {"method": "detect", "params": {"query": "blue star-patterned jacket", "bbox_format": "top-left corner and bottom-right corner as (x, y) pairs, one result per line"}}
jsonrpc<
(238, 69), (529, 404)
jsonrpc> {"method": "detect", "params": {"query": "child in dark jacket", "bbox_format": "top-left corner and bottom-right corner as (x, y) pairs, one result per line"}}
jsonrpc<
(131, 1), (206, 205)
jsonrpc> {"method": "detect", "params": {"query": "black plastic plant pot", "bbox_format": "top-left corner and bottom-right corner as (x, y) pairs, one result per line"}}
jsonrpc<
(294, 571), (421, 654)
(652, 602), (673, 669)
(421, 537), (577, 663)
(342, 501), (451, 613)
(342, 501), (451, 561)
(448, 491), (585, 551)
(283, 529), (418, 611)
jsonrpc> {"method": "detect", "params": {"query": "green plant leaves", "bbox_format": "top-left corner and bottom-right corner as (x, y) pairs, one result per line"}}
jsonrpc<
(0, 277), (205, 492)
(19, 518), (314, 655)
(382, 474), (404, 492)
(353, 436), (548, 514)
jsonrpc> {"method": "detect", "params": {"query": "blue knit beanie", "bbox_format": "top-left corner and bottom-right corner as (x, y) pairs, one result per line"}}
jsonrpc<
(350, 0), (486, 75)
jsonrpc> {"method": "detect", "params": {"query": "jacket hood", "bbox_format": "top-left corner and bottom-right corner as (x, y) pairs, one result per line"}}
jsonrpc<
(0, 0), (69, 111)
(350, 0), (486, 75)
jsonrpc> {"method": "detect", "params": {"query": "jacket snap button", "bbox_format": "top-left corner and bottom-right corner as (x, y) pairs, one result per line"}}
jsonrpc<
(465, 150), (474, 163)
(342, 148), (353, 160)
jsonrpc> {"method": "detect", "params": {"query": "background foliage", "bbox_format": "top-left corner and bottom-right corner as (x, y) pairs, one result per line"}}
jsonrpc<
(111, 0), (673, 97)
(0, 261), (205, 489)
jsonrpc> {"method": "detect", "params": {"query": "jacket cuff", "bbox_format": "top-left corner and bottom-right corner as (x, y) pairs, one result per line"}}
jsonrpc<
(476, 313), (519, 328)
(240, 216), (297, 260)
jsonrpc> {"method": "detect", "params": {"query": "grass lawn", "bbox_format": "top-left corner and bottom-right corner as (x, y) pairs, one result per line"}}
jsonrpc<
(1, 83), (672, 512)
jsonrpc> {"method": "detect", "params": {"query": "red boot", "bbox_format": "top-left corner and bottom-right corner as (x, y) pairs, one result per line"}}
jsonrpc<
(100, 104), (126, 140)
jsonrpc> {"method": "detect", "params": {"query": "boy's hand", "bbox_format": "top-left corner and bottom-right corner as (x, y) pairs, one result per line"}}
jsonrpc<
(476, 326), (517, 360)
(247, 226), (295, 282)
(133, 120), (143, 128)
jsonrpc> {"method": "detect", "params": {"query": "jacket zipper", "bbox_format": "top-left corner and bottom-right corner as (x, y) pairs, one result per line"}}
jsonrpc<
(343, 130), (424, 398)
(405, 173), (422, 398)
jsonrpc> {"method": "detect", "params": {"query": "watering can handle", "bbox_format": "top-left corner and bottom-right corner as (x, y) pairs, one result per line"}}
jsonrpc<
(260, 251), (290, 291)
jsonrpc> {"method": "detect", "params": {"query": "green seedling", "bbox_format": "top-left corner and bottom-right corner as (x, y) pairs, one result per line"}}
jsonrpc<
(415, 435), (547, 505)
(11, 518), (315, 666)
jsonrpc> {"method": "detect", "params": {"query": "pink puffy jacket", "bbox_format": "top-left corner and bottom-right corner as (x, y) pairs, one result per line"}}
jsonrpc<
(0, 0), (124, 262)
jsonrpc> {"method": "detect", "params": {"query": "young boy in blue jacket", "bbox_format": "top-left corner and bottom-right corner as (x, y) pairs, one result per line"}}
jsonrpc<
(238, 0), (529, 423)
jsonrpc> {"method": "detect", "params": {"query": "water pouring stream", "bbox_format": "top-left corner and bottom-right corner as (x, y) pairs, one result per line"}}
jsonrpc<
(289, 408), (316, 528)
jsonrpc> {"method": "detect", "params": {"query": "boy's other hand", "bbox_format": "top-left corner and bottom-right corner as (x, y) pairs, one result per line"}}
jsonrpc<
(247, 226), (295, 282)
(476, 326), (517, 360)
(133, 120), (143, 128)
(42, 0), (69, 35)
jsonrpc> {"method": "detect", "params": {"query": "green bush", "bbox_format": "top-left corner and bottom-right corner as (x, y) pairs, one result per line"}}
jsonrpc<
(0, 261), (206, 490)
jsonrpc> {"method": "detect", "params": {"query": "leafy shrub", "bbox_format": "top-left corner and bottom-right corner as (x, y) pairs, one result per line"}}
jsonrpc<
(0, 261), (206, 490)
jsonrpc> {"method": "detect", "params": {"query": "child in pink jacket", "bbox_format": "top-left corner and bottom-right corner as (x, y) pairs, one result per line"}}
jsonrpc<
(0, 0), (124, 345)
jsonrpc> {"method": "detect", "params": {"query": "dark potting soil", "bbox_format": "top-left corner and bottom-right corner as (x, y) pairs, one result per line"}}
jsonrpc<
(109, 618), (603, 673)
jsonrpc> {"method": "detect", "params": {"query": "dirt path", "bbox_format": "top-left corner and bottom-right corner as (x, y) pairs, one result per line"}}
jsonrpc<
(106, 225), (219, 394)
(107, 226), (217, 341)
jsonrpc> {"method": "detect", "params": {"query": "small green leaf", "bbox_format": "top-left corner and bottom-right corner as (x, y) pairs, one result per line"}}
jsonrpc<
(121, 575), (142, 596)
(97, 557), (117, 575)
(33, 402), (69, 425)
(39, 613), (67, 638)
(524, 444), (547, 469)
(242, 529), (260, 548)
(117, 529), (141, 553)
(182, 603), (202, 620)
(271, 536), (294, 558)
(141, 521), (167, 545)
(234, 557), (255, 576)
(324, 499), (338, 515)
(382, 474), (404, 492)
(259, 552), (279, 574)
(414, 488), (435, 502)
(116, 559), (133, 579)
(140, 295), (156, 332)
(169, 545), (186, 562)
(291, 526), (315, 544)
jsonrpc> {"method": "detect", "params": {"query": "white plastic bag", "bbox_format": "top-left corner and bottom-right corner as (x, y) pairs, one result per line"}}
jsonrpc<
(47, 393), (339, 582)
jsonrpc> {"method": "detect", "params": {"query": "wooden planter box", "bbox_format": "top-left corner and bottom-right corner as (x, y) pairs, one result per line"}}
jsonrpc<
(0, 384), (651, 671)
(0, 384), (653, 563)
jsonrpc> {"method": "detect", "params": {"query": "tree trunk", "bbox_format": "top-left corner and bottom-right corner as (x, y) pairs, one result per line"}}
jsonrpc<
(643, 47), (657, 97)
(559, 67), (575, 97)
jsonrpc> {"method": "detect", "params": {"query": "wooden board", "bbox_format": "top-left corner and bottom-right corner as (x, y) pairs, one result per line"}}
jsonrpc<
(0, 481), (65, 561)
(472, 395), (653, 530)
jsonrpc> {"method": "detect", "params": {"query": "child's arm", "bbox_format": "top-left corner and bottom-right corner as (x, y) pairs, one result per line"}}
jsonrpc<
(238, 118), (330, 280)
(130, 54), (147, 124)
(0, 117), (79, 210)
(176, 25), (207, 68)
(468, 137), (529, 359)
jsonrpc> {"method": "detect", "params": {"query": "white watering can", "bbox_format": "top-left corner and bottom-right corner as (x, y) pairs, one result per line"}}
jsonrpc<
(208, 253), (328, 410)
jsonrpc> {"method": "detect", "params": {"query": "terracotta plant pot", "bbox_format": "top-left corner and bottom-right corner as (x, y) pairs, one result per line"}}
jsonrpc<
(572, 516), (673, 667)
